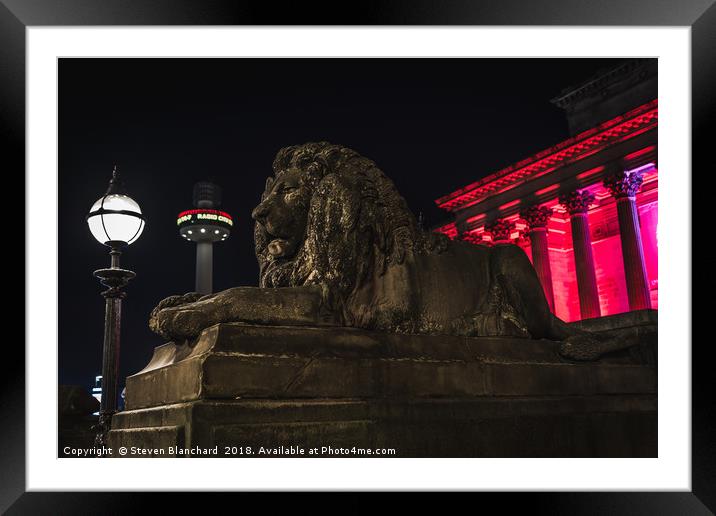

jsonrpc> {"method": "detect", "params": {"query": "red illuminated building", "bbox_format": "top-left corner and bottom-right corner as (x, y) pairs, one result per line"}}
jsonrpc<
(434, 59), (658, 322)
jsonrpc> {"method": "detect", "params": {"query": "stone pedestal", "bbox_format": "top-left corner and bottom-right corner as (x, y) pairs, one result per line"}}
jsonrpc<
(108, 322), (657, 457)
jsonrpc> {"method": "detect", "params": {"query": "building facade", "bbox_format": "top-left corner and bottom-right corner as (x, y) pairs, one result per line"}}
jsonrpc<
(434, 59), (658, 322)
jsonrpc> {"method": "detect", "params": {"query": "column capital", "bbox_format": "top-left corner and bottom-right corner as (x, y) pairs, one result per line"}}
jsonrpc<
(520, 205), (553, 229)
(485, 218), (516, 242)
(603, 169), (644, 199)
(514, 230), (531, 246)
(559, 190), (595, 215)
(459, 230), (484, 245)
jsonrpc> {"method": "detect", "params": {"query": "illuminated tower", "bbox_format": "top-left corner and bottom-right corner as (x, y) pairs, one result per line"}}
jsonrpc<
(177, 181), (233, 295)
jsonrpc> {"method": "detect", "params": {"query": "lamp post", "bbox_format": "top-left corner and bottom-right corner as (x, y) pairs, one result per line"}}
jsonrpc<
(86, 165), (145, 447)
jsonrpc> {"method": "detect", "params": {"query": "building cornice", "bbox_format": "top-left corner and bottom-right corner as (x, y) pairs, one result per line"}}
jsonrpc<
(550, 59), (654, 109)
(435, 99), (657, 213)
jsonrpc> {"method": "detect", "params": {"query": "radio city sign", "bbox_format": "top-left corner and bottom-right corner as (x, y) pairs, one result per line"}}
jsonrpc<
(176, 209), (233, 228)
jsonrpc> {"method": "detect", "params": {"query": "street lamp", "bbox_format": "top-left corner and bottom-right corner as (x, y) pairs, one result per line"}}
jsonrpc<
(86, 165), (145, 447)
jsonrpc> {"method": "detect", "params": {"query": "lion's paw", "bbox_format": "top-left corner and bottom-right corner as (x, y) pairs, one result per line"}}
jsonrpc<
(452, 312), (530, 338)
(149, 292), (204, 335)
(558, 336), (602, 361)
(151, 307), (210, 341)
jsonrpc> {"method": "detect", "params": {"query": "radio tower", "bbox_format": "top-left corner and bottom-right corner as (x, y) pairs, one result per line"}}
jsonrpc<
(176, 181), (233, 295)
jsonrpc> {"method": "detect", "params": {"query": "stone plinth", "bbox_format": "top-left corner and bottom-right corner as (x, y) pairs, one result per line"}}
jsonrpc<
(570, 309), (657, 332)
(108, 323), (657, 457)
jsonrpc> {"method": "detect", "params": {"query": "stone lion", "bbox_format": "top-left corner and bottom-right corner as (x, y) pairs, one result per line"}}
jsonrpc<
(150, 142), (637, 360)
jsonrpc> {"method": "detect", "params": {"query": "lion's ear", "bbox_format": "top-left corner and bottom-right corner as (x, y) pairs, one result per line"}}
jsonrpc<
(262, 177), (275, 201)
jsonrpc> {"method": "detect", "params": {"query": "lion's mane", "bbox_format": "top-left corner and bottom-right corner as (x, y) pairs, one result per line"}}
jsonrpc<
(255, 142), (447, 324)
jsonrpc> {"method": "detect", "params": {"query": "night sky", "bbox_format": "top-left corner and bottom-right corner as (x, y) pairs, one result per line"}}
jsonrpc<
(58, 58), (625, 391)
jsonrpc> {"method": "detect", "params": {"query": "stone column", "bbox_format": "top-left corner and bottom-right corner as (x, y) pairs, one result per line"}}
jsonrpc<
(559, 191), (601, 319)
(485, 218), (516, 244)
(604, 169), (652, 310)
(520, 205), (555, 312)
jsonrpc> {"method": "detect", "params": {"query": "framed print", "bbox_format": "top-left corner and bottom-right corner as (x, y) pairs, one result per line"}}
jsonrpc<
(3, 0), (714, 512)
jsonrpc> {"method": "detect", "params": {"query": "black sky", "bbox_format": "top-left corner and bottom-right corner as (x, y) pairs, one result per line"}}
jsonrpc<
(58, 57), (625, 391)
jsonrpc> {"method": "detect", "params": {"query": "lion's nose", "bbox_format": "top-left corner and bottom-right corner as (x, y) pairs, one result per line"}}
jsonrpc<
(251, 202), (269, 222)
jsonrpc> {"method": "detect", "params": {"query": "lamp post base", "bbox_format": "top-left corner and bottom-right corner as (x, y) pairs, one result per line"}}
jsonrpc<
(92, 411), (114, 448)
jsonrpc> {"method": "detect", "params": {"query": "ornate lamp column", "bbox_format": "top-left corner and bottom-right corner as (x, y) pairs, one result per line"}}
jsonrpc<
(559, 190), (601, 319)
(86, 166), (145, 447)
(604, 169), (652, 310)
(485, 218), (516, 244)
(520, 205), (555, 312)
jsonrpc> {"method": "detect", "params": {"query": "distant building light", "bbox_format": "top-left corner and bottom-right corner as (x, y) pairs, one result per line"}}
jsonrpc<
(176, 209), (234, 228)
(92, 375), (102, 415)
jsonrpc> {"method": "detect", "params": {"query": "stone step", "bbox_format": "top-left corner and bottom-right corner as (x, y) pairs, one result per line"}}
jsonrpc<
(139, 322), (568, 373)
(125, 324), (656, 410)
(109, 396), (657, 458)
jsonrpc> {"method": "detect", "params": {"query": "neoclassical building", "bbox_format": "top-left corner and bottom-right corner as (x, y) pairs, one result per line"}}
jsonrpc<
(434, 59), (658, 322)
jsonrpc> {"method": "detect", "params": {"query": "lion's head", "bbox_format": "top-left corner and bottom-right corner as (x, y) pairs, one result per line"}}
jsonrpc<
(252, 142), (446, 321)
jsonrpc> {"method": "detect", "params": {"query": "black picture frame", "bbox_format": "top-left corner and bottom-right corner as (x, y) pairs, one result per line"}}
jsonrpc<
(3, 1), (713, 512)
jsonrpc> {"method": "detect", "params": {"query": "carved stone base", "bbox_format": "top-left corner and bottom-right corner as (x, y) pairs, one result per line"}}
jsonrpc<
(108, 322), (657, 457)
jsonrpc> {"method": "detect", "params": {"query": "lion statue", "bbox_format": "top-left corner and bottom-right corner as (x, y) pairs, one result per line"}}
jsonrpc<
(149, 142), (641, 361)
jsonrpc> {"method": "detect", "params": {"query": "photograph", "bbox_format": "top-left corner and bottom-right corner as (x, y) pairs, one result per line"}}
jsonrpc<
(3, 6), (710, 509)
(58, 57), (658, 459)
